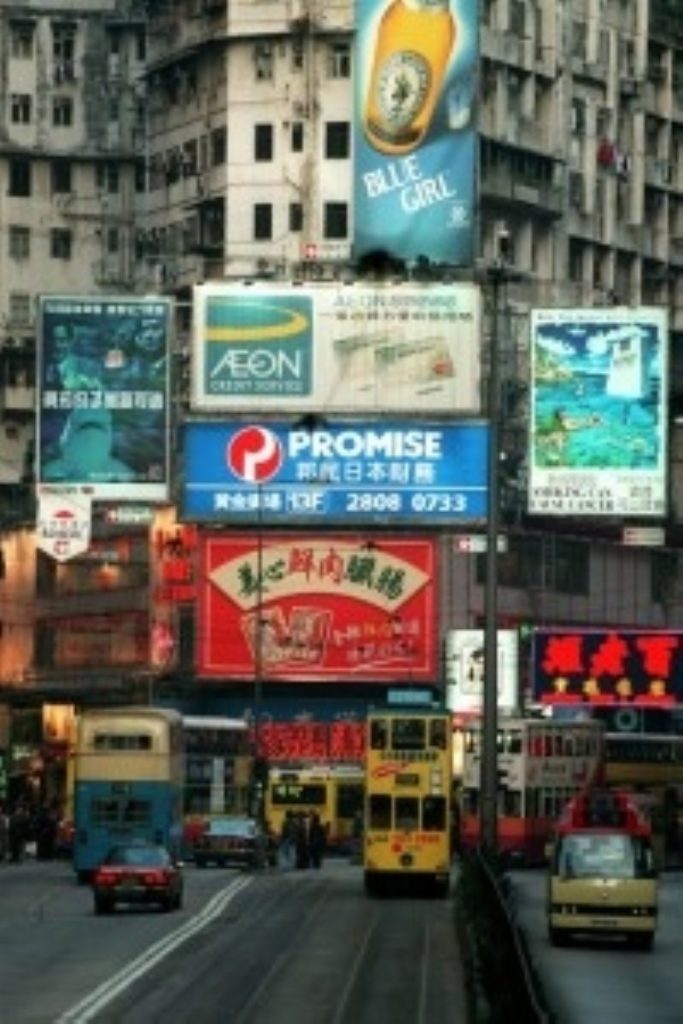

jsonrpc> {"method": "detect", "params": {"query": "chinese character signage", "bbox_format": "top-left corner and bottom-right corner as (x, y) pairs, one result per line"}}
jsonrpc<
(183, 420), (488, 525)
(198, 534), (438, 681)
(37, 296), (171, 500)
(445, 629), (519, 714)
(529, 307), (668, 516)
(532, 628), (683, 706)
(258, 721), (366, 762)
(37, 491), (92, 562)
(192, 283), (481, 413)
(353, 0), (479, 265)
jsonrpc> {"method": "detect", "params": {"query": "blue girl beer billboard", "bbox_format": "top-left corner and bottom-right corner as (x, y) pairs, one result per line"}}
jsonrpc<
(354, 0), (479, 266)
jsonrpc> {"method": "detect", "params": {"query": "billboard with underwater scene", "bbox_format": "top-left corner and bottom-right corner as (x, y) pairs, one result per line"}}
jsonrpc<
(528, 307), (668, 517)
(353, 0), (479, 266)
(37, 296), (171, 500)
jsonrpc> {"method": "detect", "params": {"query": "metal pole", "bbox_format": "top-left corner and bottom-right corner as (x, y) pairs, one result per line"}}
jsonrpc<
(481, 265), (503, 856)
(253, 488), (264, 820)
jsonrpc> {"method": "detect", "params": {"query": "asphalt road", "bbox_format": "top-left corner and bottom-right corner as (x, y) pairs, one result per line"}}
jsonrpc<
(0, 858), (467, 1024)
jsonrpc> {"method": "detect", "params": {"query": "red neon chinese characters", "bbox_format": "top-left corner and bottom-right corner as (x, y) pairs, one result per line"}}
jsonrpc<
(635, 635), (679, 678)
(589, 633), (628, 678)
(542, 635), (584, 675)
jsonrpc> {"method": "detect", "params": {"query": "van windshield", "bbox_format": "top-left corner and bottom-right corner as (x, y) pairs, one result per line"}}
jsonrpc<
(555, 832), (654, 879)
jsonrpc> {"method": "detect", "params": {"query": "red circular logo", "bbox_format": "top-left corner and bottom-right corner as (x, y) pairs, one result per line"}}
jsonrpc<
(226, 426), (283, 483)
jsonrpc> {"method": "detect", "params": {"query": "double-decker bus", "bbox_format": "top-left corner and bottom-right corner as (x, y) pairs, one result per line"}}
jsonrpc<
(604, 732), (683, 867)
(363, 707), (452, 896)
(459, 718), (604, 863)
(265, 764), (364, 852)
(547, 788), (658, 949)
(73, 706), (184, 880)
(182, 715), (253, 851)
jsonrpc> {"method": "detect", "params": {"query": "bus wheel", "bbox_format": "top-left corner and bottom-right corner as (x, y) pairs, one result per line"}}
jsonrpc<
(76, 870), (90, 886)
(364, 872), (377, 898)
(548, 927), (569, 947)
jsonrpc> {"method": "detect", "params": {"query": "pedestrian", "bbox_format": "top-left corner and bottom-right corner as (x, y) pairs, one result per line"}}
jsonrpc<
(278, 809), (297, 870)
(36, 802), (59, 861)
(295, 812), (310, 870)
(9, 803), (30, 863)
(308, 812), (327, 870)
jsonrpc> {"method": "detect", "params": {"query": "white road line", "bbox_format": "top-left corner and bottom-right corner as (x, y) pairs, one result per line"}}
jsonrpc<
(56, 876), (252, 1024)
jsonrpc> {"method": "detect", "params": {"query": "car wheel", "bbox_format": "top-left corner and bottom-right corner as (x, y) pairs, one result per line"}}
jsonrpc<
(95, 896), (114, 915)
(175, 889), (183, 910)
(161, 893), (175, 913)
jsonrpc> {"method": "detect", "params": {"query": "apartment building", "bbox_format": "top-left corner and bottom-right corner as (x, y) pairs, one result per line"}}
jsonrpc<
(0, 0), (682, 707)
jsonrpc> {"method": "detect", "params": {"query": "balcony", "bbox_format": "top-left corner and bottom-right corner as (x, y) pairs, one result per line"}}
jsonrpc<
(480, 168), (564, 217)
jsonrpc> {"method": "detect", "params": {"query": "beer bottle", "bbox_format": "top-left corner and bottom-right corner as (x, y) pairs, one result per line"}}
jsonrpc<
(363, 0), (456, 156)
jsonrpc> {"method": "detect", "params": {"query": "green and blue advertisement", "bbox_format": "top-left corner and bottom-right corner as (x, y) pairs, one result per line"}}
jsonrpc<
(354, 0), (479, 267)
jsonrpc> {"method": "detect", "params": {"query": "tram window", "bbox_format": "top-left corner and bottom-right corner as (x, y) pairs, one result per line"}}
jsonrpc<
(91, 799), (119, 825)
(508, 732), (522, 754)
(93, 732), (152, 751)
(429, 719), (447, 750)
(396, 796), (419, 830)
(392, 718), (425, 751)
(370, 719), (388, 750)
(501, 789), (521, 817)
(369, 793), (391, 829)
(337, 783), (363, 819)
(122, 799), (151, 824)
(423, 795), (446, 831)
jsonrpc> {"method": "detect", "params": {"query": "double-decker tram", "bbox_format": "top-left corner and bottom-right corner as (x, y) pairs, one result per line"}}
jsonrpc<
(73, 706), (184, 880)
(603, 732), (683, 867)
(182, 716), (253, 849)
(363, 706), (452, 896)
(265, 764), (364, 851)
(458, 717), (604, 863)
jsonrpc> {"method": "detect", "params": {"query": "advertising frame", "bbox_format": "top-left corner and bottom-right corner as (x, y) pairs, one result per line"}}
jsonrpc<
(445, 628), (519, 714)
(37, 295), (172, 501)
(528, 307), (668, 517)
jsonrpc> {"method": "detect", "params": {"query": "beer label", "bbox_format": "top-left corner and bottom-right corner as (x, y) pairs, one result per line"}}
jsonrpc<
(369, 50), (432, 145)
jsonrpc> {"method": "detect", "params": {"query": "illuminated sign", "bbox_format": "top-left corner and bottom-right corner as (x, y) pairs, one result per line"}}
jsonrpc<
(258, 721), (366, 762)
(183, 421), (488, 525)
(532, 628), (683, 706)
(445, 629), (519, 714)
(198, 534), (438, 682)
(528, 307), (668, 517)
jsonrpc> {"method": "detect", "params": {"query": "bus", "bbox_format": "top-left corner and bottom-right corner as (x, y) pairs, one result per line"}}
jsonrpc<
(363, 707), (452, 896)
(459, 717), (604, 864)
(604, 732), (683, 867)
(547, 788), (658, 949)
(182, 715), (253, 851)
(265, 764), (364, 852)
(73, 706), (184, 881)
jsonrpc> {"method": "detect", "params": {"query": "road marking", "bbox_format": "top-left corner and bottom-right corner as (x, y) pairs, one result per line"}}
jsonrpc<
(56, 876), (252, 1024)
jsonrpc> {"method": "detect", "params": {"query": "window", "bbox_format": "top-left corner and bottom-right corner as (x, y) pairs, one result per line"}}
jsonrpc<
(325, 121), (350, 159)
(50, 228), (72, 260)
(292, 39), (304, 71)
(107, 227), (119, 253)
(254, 123), (273, 161)
(52, 96), (73, 127)
(328, 42), (350, 78)
(9, 158), (31, 197)
(53, 24), (76, 63)
(93, 732), (152, 751)
(135, 31), (146, 63)
(396, 796), (419, 830)
(253, 203), (273, 240)
(423, 796), (447, 831)
(11, 24), (34, 59)
(9, 293), (31, 325)
(369, 793), (391, 829)
(254, 42), (274, 80)
(370, 719), (388, 750)
(211, 126), (226, 165)
(11, 93), (32, 124)
(289, 202), (303, 232)
(323, 201), (348, 239)
(96, 163), (119, 193)
(108, 96), (119, 122)
(291, 122), (304, 152)
(9, 226), (30, 260)
(392, 718), (425, 751)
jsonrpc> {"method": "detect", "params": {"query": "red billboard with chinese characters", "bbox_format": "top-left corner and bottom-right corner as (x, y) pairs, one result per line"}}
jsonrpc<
(198, 534), (438, 681)
(258, 721), (366, 762)
(532, 628), (683, 706)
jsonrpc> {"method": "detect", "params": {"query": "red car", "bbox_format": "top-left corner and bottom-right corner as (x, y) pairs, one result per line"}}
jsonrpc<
(92, 841), (183, 914)
(193, 817), (275, 870)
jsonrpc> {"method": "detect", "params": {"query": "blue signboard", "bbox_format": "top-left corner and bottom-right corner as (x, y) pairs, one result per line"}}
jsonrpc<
(182, 421), (488, 524)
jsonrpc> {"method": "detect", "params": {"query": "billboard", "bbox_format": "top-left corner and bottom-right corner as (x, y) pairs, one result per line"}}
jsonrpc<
(37, 492), (92, 562)
(198, 534), (438, 681)
(191, 283), (481, 412)
(353, 0), (479, 265)
(532, 628), (683, 706)
(182, 420), (488, 524)
(529, 307), (668, 517)
(37, 296), (171, 500)
(445, 629), (519, 714)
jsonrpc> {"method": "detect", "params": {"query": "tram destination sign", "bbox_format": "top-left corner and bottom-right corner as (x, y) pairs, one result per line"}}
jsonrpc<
(182, 420), (488, 525)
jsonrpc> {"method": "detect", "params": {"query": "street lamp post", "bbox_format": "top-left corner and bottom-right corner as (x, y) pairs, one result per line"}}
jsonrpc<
(480, 256), (507, 857)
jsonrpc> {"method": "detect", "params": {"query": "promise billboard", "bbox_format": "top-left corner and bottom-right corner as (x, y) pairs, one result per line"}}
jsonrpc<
(37, 296), (171, 500)
(528, 307), (668, 517)
(353, 0), (479, 265)
(191, 282), (481, 413)
(198, 534), (438, 682)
